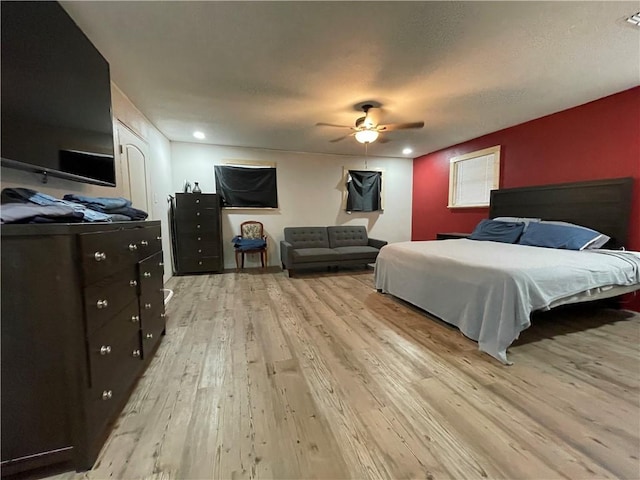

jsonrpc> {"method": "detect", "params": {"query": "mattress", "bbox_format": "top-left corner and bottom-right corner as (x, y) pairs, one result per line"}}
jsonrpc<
(374, 239), (640, 364)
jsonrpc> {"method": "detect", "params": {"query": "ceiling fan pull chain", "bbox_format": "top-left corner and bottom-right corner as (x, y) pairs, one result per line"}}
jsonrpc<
(365, 143), (368, 169)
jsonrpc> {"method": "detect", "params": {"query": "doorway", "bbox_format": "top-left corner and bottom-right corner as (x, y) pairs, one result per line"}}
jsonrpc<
(117, 122), (151, 213)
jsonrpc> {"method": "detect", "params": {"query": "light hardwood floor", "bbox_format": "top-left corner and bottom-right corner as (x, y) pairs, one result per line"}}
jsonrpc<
(49, 269), (639, 480)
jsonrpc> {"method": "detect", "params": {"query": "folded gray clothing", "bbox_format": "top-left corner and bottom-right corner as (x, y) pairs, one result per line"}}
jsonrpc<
(109, 213), (135, 222)
(1, 203), (84, 224)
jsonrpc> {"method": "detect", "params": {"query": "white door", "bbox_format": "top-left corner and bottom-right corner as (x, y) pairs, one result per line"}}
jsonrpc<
(117, 122), (151, 213)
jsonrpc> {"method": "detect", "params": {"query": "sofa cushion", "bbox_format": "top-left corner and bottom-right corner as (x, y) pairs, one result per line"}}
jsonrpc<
(327, 226), (368, 248)
(284, 227), (330, 248)
(292, 248), (340, 263)
(332, 245), (380, 261)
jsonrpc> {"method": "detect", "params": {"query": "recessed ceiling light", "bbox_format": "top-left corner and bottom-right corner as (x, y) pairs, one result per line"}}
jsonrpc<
(193, 131), (205, 140)
(402, 148), (413, 155)
(627, 11), (640, 26)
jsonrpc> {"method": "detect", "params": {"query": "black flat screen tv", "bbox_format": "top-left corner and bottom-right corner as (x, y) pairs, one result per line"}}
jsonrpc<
(1, 1), (116, 187)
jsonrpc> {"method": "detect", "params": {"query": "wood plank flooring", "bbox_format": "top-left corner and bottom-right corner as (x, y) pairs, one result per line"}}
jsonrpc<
(48, 269), (640, 480)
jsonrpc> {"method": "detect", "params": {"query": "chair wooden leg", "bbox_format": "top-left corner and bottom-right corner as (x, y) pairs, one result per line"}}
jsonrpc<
(235, 250), (240, 269)
(241, 252), (245, 269)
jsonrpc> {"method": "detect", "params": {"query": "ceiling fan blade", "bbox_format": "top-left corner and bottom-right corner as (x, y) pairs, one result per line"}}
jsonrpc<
(377, 136), (391, 144)
(378, 121), (424, 132)
(316, 122), (354, 129)
(329, 133), (355, 143)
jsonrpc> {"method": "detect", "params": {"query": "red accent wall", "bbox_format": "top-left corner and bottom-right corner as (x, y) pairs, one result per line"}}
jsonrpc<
(412, 86), (640, 310)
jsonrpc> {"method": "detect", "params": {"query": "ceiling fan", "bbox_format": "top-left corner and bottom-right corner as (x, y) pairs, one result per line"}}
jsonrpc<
(316, 104), (424, 144)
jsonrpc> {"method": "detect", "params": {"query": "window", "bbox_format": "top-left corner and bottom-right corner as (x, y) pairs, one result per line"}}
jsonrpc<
(214, 162), (278, 208)
(343, 168), (384, 212)
(448, 145), (500, 208)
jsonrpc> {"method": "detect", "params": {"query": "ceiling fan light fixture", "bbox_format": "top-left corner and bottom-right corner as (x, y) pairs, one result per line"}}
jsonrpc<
(355, 129), (379, 144)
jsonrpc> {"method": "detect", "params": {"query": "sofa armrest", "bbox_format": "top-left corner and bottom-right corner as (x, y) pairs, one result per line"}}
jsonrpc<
(368, 238), (388, 250)
(280, 240), (295, 267)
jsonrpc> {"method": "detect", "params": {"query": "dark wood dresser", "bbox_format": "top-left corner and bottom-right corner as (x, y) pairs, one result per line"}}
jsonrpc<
(1, 221), (166, 476)
(170, 193), (223, 274)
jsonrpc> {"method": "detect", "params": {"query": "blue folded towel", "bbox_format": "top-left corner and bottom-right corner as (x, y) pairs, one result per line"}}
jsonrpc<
(232, 236), (266, 251)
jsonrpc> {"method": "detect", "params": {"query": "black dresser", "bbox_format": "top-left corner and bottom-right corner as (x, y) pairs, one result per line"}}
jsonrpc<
(171, 193), (223, 274)
(1, 221), (166, 476)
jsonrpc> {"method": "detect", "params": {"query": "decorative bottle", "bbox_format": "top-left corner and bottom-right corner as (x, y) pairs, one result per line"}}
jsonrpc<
(192, 182), (202, 193)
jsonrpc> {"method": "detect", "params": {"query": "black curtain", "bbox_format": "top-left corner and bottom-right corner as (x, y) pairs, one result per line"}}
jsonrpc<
(214, 165), (278, 208)
(346, 170), (382, 212)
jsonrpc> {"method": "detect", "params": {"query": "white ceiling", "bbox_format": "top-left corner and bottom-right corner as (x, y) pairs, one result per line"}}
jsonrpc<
(61, 1), (640, 159)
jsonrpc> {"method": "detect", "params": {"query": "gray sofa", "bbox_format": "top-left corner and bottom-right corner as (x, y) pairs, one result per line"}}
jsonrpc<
(280, 226), (387, 276)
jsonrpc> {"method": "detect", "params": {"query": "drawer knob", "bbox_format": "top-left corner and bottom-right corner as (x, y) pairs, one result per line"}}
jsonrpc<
(196, 199), (200, 204)
(143, 272), (152, 278)
(159, 262), (164, 267)
(100, 345), (112, 355)
(101, 390), (113, 401)
(146, 333), (153, 339)
(130, 280), (138, 287)
(197, 225), (201, 229)
(128, 243), (138, 251)
(156, 236), (162, 241)
(141, 240), (149, 246)
(160, 313), (166, 318)
(145, 303), (152, 309)
(131, 315), (140, 323)
(198, 261), (203, 265)
(198, 249), (202, 253)
(94, 252), (107, 262)
(96, 299), (109, 309)
(197, 237), (201, 241)
(132, 349), (141, 357)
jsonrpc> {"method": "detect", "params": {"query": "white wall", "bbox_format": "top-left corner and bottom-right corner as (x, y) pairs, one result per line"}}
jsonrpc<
(1, 83), (175, 282)
(170, 142), (413, 269)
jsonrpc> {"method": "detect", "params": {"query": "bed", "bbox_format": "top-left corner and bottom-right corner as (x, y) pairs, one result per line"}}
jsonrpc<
(374, 177), (640, 364)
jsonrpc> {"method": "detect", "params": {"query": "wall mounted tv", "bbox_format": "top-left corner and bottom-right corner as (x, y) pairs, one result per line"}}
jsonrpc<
(1, 1), (116, 187)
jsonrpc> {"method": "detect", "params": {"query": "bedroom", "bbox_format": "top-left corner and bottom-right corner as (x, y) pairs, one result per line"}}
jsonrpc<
(1, 1), (639, 479)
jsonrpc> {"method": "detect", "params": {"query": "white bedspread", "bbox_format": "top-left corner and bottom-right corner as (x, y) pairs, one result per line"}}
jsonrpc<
(374, 239), (640, 364)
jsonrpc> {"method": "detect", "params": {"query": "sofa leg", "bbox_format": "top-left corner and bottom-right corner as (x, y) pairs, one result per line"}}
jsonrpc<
(288, 269), (294, 278)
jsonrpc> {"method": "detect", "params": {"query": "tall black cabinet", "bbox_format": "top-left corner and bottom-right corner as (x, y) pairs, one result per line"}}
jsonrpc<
(171, 193), (224, 274)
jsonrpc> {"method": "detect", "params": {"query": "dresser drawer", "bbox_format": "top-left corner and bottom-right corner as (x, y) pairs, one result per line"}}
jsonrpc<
(176, 239), (220, 258)
(175, 193), (219, 209)
(87, 301), (142, 387)
(177, 256), (222, 273)
(84, 268), (139, 334)
(79, 229), (143, 285)
(138, 251), (164, 294)
(139, 278), (164, 314)
(174, 218), (219, 235)
(134, 225), (163, 260)
(141, 309), (165, 361)
(175, 207), (219, 224)
(85, 329), (143, 448)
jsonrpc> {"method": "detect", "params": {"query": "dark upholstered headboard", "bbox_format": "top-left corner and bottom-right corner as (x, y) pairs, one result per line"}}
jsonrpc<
(489, 177), (634, 249)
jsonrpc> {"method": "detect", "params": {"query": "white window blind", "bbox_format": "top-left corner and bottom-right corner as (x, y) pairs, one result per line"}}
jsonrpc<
(448, 146), (500, 208)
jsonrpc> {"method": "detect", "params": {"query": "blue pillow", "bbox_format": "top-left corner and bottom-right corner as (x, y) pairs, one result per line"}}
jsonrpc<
(493, 216), (541, 232)
(470, 219), (525, 243)
(518, 222), (607, 250)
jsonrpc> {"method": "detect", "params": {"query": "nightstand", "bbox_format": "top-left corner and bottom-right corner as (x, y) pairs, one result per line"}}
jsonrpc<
(436, 232), (471, 240)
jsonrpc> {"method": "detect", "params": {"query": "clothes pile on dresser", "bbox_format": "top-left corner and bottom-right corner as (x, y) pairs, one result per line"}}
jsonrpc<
(0, 188), (148, 224)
